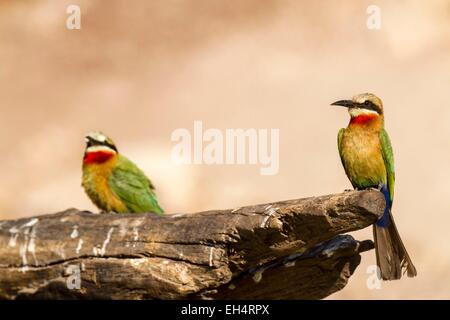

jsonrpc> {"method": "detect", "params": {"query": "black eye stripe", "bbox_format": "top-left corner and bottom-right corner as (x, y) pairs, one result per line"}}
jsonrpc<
(86, 138), (118, 152)
(358, 101), (382, 114)
(106, 142), (118, 152)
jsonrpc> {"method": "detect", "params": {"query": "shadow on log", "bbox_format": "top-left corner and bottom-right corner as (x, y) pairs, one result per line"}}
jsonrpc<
(0, 190), (384, 299)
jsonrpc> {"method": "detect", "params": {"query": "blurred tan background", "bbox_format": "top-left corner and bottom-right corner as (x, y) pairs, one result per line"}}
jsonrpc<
(1, 0), (450, 299)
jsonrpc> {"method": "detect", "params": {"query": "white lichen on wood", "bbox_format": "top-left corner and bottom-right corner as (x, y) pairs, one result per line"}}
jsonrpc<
(70, 226), (79, 239)
(76, 239), (83, 254)
(260, 205), (278, 228)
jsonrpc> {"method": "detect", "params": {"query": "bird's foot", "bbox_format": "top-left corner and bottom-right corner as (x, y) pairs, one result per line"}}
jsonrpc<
(371, 186), (383, 192)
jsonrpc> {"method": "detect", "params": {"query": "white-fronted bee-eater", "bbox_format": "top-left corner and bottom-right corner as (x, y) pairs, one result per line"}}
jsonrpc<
(82, 132), (164, 215)
(332, 93), (416, 280)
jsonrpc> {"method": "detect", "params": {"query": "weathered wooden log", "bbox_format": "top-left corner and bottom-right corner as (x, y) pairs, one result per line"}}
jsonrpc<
(0, 190), (384, 299)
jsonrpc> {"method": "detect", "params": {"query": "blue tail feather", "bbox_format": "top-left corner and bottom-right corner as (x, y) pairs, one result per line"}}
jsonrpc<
(376, 184), (391, 228)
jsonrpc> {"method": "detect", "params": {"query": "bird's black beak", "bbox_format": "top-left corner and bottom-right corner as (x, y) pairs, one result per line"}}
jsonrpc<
(331, 100), (354, 108)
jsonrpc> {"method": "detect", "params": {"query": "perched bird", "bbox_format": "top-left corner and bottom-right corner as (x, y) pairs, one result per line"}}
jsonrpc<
(82, 132), (164, 215)
(332, 93), (416, 280)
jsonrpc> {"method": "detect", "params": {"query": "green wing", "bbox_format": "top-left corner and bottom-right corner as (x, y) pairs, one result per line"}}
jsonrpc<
(109, 155), (164, 215)
(337, 128), (346, 169)
(379, 129), (395, 204)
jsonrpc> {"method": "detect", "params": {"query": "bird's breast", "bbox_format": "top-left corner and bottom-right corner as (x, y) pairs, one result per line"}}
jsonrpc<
(82, 158), (128, 212)
(340, 128), (387, 188)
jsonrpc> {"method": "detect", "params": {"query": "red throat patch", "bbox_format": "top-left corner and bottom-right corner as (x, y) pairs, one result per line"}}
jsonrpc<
(84, 151), (115, 164)
(350, 114), (378, 125)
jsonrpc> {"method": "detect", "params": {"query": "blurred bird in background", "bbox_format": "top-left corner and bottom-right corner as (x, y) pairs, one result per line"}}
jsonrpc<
(82, 132), (164, 215)
(332, 93), (417, 280)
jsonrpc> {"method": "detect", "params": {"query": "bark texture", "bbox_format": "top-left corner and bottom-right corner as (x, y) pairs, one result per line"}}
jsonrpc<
(0, 190), (384, 299)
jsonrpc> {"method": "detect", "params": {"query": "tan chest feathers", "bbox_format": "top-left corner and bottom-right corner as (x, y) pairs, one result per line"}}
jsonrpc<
(341, 130), (387, 185)
(82, 160), (128, 213)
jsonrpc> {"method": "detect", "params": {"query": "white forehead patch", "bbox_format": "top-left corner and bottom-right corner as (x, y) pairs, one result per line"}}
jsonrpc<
(349, 108), (378, 117)
(352, 94), (371, 104)
(86, 131), (107, 143)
